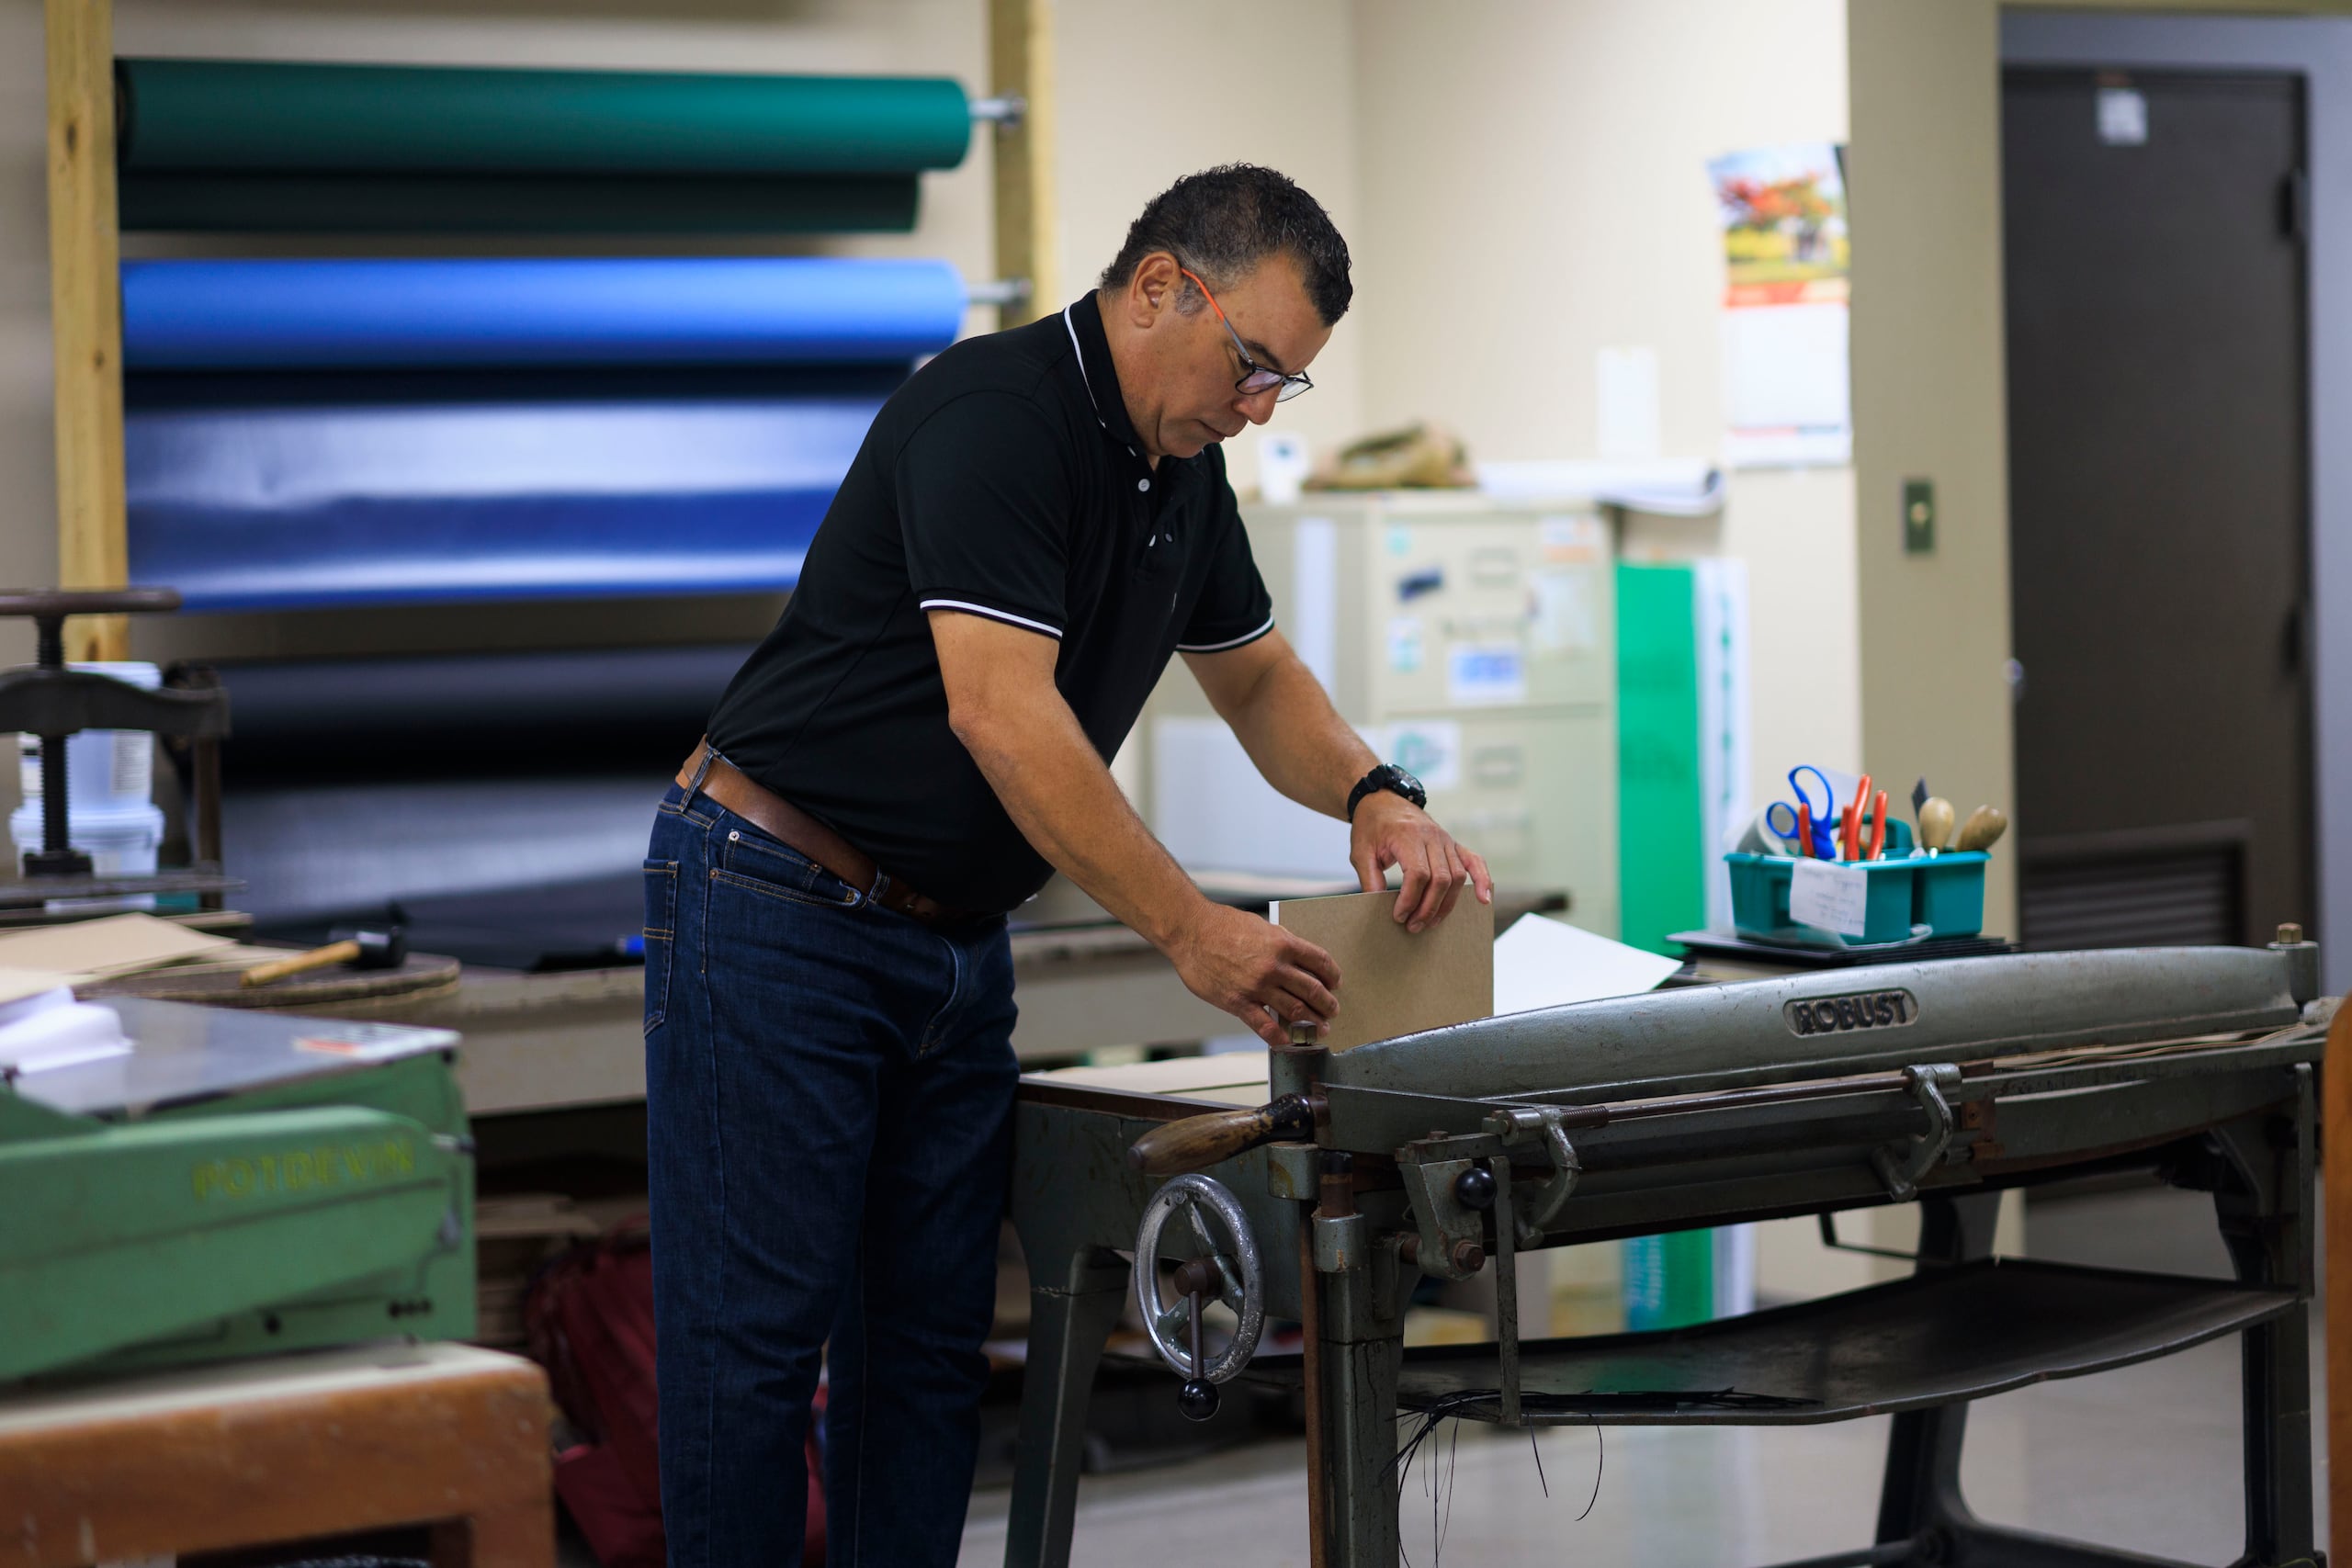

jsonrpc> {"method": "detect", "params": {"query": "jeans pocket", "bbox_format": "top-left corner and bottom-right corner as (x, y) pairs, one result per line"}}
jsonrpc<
(643, 859), (679, 1035)
(713, 822), (861, 909)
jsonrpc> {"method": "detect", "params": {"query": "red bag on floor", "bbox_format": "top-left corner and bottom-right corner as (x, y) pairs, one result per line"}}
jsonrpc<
(526, 1220), (826, 1568)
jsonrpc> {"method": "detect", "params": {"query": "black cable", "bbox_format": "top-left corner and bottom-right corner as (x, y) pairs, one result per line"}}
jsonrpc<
(1577, 1420), (1603, 1522)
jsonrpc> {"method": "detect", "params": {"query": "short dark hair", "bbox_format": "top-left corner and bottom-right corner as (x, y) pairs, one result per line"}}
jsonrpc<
(1100, 164), (1352, 327)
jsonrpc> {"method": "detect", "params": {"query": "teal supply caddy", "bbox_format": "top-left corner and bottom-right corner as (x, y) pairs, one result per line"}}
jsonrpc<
(1727, 765), (1995, 946)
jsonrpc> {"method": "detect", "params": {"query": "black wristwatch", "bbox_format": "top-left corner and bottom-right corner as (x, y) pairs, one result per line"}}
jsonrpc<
(1345, 762), (1427, 822)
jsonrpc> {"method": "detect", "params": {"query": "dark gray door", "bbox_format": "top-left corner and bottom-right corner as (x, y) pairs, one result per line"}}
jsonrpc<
(2003, 67), (2313, 949)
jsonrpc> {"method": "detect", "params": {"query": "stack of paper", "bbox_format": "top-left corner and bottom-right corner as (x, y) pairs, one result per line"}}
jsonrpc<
(0, 913), (233, 978)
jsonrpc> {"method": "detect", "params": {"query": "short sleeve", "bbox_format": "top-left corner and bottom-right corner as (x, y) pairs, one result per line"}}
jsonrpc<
(898, 392), (1075, 639)
(1177, 465), (1276, 653)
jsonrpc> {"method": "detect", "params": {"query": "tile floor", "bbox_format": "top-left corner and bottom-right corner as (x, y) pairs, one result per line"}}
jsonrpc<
(958, 1183), (2331, 1567)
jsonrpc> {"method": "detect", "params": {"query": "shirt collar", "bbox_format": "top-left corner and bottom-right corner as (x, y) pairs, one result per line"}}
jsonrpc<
(1062, 292), (1148, 459)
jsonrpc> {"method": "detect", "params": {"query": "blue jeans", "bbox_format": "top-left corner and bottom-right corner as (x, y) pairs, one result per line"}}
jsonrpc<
(643, 782), (1018, 1568)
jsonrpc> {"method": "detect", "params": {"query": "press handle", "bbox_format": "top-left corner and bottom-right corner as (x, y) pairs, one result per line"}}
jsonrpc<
(1127, 1094), (1317, 1177)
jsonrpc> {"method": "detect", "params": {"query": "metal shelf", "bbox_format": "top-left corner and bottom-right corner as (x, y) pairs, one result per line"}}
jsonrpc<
(1240, 1258), (2296, 1427)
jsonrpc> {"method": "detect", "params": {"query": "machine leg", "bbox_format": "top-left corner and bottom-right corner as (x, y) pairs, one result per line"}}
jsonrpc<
(1874, 1191), (2001, 1549)
(1002, 1245), (1128, 1568)
(1321, 1325), (1401, 1568)
(2211, 1094), (2319, 1568)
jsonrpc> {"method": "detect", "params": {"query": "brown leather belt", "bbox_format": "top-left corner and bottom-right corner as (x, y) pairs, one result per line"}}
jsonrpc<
(676, 740), (979, 929)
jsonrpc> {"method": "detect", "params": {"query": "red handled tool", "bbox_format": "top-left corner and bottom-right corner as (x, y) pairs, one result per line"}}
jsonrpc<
(1844, 774), (1873, 860)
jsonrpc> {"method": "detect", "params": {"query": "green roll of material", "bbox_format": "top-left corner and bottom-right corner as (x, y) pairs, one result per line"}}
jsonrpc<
(119, 171), (920, 234)
(118, 58), (975, 176)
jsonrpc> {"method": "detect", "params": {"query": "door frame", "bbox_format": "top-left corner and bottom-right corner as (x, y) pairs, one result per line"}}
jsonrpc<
(2005, 8), (2345, 987)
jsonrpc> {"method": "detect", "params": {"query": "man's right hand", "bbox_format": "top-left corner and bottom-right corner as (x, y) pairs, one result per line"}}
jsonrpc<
(1168, 901), (1342, 1049)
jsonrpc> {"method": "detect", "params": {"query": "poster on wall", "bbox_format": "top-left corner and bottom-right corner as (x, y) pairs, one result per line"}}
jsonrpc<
(1709, 142), (1850, 467)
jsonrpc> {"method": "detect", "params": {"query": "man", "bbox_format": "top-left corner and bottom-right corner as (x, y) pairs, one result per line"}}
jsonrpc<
(645, 164), (1491, 1566)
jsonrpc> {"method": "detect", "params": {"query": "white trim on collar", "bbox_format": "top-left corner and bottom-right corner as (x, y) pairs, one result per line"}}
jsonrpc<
(1062, 304), (1107, 432)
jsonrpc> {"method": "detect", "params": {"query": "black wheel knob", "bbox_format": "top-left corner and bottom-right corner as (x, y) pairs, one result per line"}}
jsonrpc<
(1453, 1166), (1497, 1212)
(1177, 1377), (1221, 1422)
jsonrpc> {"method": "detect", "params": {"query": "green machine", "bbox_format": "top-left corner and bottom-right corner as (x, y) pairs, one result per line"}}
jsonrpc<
(0, 998), (474, 1383)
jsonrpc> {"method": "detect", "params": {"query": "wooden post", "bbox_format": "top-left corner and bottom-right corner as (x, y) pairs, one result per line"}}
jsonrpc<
(45, 0), (129, 662)
(2328, 998), (2351, 1568)
(989, 0), (1057, 328)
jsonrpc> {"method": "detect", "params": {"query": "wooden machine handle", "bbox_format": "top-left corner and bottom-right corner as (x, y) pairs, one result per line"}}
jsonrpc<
(241, 940), (360, 988)
(1128, 1094), (1317, 1177)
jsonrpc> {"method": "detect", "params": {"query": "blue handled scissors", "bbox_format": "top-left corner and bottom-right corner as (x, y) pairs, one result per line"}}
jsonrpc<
(1764, 765), (1838, 858)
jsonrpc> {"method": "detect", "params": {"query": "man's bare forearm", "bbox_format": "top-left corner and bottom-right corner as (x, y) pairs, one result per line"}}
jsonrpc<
(950, 686), (1207, 950)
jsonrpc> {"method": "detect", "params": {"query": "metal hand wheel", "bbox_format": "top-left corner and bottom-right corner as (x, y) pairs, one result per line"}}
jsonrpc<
(1132, 1173), (1264, 1420)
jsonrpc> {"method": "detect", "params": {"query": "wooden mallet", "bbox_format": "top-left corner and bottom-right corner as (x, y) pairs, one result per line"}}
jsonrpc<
(241, 927), (407, 988)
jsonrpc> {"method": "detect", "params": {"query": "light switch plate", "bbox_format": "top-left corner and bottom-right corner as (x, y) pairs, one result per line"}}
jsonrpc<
(1903, 479), (1936, 555)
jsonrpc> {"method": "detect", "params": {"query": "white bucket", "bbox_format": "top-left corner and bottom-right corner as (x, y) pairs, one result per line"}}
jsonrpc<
(17, 661), (162, 814)
(8, 799), (166, 909)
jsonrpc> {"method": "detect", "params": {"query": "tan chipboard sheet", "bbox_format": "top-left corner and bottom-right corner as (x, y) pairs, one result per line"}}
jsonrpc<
(0, 913), (232, 977)
(0, 967), (90, 1005)
(1030, 1052), (1271, 1096)
(1271, 889), (1494, 1051)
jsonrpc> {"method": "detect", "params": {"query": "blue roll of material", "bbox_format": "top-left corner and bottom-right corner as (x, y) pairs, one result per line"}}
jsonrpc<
(122, 256), (968, 370)
(126, 383), (890, 610)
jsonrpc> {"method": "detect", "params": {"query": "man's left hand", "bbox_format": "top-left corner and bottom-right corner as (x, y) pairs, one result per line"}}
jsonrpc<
(1349, 793), (1495, 932)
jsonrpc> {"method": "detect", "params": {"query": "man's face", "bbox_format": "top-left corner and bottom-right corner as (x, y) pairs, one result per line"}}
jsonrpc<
(1117, 252), (1333, 462)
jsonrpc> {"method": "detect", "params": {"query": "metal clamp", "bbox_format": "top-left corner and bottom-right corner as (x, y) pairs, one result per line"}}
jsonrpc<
(1871, 1064), (1962, 1201)
(1133, 1174), (1264, 1384)
(968, 94), (1027, 127)
(1484, 1105), (1582, 1247)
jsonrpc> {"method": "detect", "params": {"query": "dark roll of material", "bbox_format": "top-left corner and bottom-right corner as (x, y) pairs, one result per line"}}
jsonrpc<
(119, 171), (921, 235)
(117, 60), (975, 176)
(200, 645), (756, 786)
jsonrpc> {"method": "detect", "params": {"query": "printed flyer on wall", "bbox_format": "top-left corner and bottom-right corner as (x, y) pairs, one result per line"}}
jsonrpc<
(1709, 141), (1851, 467)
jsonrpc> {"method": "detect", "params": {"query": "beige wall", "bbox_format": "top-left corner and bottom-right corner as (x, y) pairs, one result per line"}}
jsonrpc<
(1, 1), (59, 666)
(1845, 0), (2018, 936)
(1351, 0), (1860, 809)
(1049, 0), (1364, 495)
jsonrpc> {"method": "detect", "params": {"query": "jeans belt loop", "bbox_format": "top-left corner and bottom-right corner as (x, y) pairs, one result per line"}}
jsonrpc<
(685, 740), (719, 805)
(865, 865), (893, 910)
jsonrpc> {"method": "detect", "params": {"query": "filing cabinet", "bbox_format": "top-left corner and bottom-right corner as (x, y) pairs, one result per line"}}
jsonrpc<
(1138, 491), (1618, 936)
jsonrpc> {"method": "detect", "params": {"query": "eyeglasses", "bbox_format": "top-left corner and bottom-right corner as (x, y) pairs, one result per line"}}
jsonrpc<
(1178, 265), (1314, 403)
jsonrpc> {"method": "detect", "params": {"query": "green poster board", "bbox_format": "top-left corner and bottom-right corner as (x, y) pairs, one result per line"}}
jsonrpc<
(1616, 564), (1706, 954)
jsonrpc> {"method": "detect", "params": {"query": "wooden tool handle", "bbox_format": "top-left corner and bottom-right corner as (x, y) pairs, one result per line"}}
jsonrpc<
(1955, 805), (2007, 854)
(241, 939), (360, 988)
(1128, 1094), (1316, 1177)
(1918, 797), (1955, 854)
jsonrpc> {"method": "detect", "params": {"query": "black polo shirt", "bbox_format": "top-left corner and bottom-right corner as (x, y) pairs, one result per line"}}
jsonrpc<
(705, 293), (1276, 914)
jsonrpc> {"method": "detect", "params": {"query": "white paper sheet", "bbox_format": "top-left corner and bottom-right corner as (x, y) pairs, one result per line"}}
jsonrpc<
(1789, 859), (1870, 937)
(0, 987), (130, 1073)
(1493, 914), (1683, 1016)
